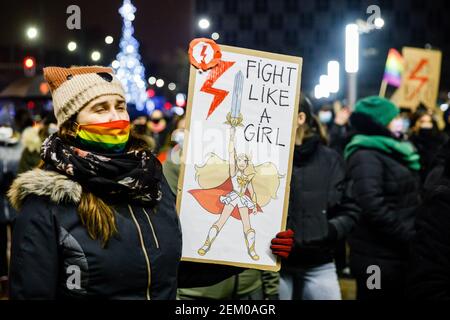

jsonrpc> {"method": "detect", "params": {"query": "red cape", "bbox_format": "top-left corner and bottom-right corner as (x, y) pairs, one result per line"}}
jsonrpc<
(188, 178), (262, 220)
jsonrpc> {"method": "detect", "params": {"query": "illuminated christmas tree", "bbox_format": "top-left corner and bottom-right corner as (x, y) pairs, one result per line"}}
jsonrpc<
(113, 0), (147, 111)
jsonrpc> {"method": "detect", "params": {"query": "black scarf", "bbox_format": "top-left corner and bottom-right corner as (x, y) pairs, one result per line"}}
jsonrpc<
(293, 135), (321, 167)
(41, 133), (163, 206)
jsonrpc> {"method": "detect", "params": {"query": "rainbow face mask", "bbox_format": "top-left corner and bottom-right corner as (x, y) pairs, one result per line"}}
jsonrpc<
(76, 120), (130, 153)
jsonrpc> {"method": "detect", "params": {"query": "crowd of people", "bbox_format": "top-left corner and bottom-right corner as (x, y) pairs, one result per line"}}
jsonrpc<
(1, 64), (450, 300)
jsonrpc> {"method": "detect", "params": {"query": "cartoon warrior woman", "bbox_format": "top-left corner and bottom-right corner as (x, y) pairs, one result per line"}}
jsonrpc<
(189, 119), (282, 261)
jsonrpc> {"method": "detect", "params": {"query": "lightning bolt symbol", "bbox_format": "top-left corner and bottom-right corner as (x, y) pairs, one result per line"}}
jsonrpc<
(407, 58), (429, 100)
(201, 60), (235, 119)
(200, 45), (208, 64)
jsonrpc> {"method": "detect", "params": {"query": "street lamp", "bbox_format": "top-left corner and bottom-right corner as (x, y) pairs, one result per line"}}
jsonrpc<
(156, 79), (164, 88)
(345, 24), (359, 73)
(314, 84), (329, 100)
(211, 32), (220, 40)
(105, 36), (114, 44)
(148, 76), (157, 85)
(67, 41), (77, 52)
(198, 18), (210, 30)
(345, 24), (359, 109)
(314, 85), (322, 99)
(327, 61), (340, 94)
(91, 51), (101, 62)
(319, 75), (330, 93)
(26, 26), (38, 40)
(374, 18), (385, 29)
(111, 60), (120, 69)
(23, 56), (36, 77)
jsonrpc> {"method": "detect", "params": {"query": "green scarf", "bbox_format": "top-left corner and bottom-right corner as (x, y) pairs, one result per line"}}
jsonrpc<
(345, 134), (421, 171)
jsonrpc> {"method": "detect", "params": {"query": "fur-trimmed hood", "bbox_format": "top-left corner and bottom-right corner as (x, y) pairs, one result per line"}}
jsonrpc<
(7, 168), (82, 210)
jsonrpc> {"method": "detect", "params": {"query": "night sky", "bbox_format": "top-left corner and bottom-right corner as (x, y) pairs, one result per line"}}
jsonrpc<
(1, 0), (450, 97)
(0, 0), (194, 90)
(0, 0), (194, 59)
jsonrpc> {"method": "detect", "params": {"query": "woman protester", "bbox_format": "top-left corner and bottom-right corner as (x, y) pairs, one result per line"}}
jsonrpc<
(345, 96), (421, 300)
(7, 66), (294, 299)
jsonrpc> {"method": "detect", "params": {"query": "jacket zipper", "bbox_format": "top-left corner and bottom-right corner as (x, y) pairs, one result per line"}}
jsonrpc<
(128, 205), (151, 300)
(142, 208), (160, 249)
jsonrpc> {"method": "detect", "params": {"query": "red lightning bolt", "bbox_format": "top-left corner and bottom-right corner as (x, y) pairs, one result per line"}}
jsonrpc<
(201, 60), (235, 119)
(407, 58), (429, 100)
(200, 45), (208, 64)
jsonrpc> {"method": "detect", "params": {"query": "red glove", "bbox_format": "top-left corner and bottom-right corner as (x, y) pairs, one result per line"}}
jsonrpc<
(270, 229), (294, 259)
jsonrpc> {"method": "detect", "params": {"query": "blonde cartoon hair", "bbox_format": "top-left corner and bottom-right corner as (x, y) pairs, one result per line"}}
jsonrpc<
(194, 153), (283, 207)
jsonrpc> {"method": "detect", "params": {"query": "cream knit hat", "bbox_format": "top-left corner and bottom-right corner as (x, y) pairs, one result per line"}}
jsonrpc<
(43, 66), (126, 127)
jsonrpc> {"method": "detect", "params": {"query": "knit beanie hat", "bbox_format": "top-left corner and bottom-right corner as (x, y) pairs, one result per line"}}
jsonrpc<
(43, 66), (126, 127)
(354, 96), (399, 127)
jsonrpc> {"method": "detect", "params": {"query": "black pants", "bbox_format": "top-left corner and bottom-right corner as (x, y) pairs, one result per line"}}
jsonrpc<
(350, 253), (407, 300)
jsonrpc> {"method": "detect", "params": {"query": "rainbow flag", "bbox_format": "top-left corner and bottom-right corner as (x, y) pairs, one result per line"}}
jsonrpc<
(77, 120), (130, 153)
(383, 48), (404, 87)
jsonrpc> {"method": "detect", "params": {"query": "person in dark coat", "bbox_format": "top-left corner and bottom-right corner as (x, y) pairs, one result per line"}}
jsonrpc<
(6, 66), (249, 300)
(407, 139), (450, 299)
(7, 66), (292, 300)
(279, 96), (360, 300)
(345, 96), (421, 300)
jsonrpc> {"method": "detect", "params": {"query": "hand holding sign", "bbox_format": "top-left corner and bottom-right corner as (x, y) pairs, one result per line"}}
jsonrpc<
(179, 40), (302, 271)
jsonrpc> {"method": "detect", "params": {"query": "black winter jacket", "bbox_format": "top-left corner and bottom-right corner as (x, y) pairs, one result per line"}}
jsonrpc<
(409, 130), (448, 184)
(346, 113), (421, 262)
(284, 136), (360, 269)
(8, 168), (240, 299)
(407, 142), (450, 299)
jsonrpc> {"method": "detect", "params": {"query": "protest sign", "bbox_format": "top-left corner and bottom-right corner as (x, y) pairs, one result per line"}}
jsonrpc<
(176, 39), (302, 271)
(396, 47), (442, 110)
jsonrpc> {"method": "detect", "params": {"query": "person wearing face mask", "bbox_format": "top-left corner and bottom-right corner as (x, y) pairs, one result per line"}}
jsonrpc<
(409, 106), (448, 183)
(7, 66), (257, 300)
(148, 109), (169, 154)
(318, 108), (333, 126)
(345, 96), (421, 300)
(7, 66), (293, 300)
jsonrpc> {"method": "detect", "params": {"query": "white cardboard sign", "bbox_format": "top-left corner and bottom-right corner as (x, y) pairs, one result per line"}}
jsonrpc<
(177, 43), (302, 271)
